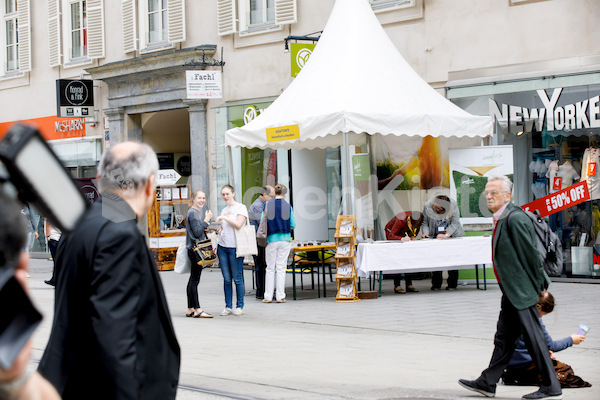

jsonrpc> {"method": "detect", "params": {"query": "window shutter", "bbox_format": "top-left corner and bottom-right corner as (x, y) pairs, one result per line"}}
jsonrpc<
(217, 0), (236, 36)
(48, 0), (61, 67)
(122, 0), (138, 53)
(275, 0), (296, 25)
(17, 0), (31, 71)
(87, 0), (105, 59)
(167, 0), (185, 43)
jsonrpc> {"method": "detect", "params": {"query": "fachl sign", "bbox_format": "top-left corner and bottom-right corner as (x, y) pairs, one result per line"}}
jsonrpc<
(522, 181), (590, 218)
(56, 79), (94, 118)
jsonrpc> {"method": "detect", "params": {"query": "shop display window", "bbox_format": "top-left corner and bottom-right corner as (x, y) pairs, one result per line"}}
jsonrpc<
(495, 85), (600, 278)
(452, 84), (600, 278)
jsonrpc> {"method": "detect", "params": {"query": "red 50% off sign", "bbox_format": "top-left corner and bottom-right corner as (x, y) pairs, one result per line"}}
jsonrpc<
(522, 181), (590, 218)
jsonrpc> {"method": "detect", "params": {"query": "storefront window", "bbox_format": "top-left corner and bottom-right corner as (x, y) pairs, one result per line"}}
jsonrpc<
(452, 84), (600, 278)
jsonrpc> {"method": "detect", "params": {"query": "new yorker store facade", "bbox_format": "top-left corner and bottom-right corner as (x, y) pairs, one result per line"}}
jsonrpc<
(447, 60), (600, 280)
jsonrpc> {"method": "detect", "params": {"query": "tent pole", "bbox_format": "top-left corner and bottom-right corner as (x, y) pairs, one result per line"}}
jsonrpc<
(342, 132), (352, 215)
(367, 134), (381, 241)
(226, 145), (235, 188)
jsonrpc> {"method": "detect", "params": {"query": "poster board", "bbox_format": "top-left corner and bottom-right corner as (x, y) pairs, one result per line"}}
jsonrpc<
(449, 146), (513, 225)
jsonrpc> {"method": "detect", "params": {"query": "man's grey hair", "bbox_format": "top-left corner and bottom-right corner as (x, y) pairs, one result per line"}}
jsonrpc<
(487, 175), (513, 193)
(97, 143), (159, 194)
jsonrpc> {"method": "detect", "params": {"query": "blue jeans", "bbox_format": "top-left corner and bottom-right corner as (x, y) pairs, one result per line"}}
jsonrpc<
(217, 245), (245, 309)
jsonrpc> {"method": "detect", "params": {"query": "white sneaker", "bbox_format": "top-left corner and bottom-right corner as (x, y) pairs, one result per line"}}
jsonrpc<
(232, 307), (244, 316)
(276, 299), (286, 303)
(262, 299), (272, 303)
(220, 308), (232, 316)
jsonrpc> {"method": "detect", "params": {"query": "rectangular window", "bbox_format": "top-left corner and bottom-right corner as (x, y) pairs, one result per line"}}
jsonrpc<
(70, 1), (87, 59)
(370, 0), (414, 11)
(3, 0), (18, 71)
(249, 0), (274, 26)
(147, 0), (167, 44)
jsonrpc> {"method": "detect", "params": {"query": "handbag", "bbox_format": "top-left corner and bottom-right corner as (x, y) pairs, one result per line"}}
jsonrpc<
(193, 238), (217, 266)
(235, 219), (258, 257)
(174, 243), (191, 274)
(256, 204), (268, 247)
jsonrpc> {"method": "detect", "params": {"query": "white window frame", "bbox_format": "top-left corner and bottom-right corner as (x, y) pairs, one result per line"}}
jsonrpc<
(1, 0), (29, 76)
(67, 0), (87, 60)
(137, 0), (186, 53)
(370, 0), (415, 12)
(3, 0), (19, 72)
(146, 0), (167, 45)
(239, 0), (277, 36)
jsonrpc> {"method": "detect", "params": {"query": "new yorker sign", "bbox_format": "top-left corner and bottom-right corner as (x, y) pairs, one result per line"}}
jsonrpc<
(489, 88), (600, 132)
(56, 79), (94, 118)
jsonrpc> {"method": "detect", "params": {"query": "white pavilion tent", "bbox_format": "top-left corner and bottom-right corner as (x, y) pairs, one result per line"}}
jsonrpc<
(225, 0), (492, 219)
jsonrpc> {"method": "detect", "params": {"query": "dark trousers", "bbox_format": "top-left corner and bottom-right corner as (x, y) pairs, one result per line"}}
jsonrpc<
(431, 270), (458, 289)
(253, 245), (266, 298)
(187, 249), (204, 309)
(48, 239), (60, 281)
(393, 273), (413, 287)
(476, 294), (561, 394)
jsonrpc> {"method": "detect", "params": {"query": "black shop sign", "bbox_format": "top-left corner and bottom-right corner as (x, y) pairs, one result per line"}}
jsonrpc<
(56, 79), (94, 118)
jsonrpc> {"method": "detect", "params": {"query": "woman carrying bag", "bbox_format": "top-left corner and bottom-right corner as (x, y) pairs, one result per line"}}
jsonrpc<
(185, 190), (214, 318)
(215, 184), (248, 316)
(262, 184), (295, 303)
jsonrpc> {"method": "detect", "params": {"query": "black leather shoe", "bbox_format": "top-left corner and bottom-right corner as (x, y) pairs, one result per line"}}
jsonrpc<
(458, 379), (495, 397)
(44, 280), (55, 287)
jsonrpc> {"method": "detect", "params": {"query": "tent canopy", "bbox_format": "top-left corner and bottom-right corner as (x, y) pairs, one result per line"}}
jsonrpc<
(225, 0), (492, 150)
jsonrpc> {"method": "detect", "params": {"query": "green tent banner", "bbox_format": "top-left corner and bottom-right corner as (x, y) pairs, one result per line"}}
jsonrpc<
(290, 43), (316, 77)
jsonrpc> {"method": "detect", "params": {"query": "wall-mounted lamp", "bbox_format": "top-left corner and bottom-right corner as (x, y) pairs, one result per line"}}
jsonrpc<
(283, 31), (322, 53)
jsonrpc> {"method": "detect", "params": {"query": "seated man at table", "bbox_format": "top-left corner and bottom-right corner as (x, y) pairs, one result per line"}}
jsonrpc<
(385, 211), (424, 293)
(421, 194), (465, 290)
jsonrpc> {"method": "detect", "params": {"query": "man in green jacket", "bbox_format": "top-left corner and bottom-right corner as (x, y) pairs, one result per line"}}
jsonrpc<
(459, 176), (562, 400)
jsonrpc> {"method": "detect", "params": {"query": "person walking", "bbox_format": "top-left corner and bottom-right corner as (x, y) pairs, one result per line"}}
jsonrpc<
(248, 185), (274, 300)
(458, 175), (562, 400)
(262, 184), (295, 303)
(215, 184), (248, 316)
(38, 142), (180, 400)
(421, 194), (464, 290)
(43, 220), (61, 286)
(185, 190), (213, 318)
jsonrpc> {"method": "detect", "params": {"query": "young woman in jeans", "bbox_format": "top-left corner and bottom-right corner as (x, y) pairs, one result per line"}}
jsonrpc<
(185, 190), (213, 318)
(262, 184), (295, 303)
(216, 184), (248, 316)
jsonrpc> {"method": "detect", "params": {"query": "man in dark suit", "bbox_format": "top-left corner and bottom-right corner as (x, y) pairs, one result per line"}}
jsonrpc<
(459, 176), (562, 400)
(38, 142), (180, 400)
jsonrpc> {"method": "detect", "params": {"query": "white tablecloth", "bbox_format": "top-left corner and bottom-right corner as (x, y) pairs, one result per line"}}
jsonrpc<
(356, 236), (492, 277)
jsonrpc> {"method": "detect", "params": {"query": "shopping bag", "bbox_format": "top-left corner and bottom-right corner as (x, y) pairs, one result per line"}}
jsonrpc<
(174, 243), (191, 274)
(193, 239), (217, 266)
(235, 219), (258, 257)
(256, 212), (268, 248)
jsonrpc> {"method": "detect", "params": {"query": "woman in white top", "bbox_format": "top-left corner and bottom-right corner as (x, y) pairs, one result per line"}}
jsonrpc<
(215, 184), (248, 316)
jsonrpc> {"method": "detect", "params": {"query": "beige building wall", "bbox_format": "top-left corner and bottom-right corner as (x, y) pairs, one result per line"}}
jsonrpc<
(0, 0), (598, 184)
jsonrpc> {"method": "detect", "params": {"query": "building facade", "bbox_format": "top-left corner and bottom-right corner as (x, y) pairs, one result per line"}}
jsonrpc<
(1, 0), (598, 276)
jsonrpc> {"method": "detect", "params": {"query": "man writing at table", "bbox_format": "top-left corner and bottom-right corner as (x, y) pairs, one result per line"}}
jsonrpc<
(459, 175), (561, 400)
(421, 194), (464, 290)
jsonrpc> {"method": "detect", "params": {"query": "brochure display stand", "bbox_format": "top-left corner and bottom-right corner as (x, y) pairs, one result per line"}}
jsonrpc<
(147, 184), (191, 270)
(334, 215), (360, 302)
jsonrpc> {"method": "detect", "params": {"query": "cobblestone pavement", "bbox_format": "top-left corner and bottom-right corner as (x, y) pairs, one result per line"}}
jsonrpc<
(26, 256), (599, 399)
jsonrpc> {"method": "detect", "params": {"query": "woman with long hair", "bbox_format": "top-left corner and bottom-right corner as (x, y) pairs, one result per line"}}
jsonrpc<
(262, 184), (295, 303)
(185, 190), (213, 318)
(215, 184), (248, 316)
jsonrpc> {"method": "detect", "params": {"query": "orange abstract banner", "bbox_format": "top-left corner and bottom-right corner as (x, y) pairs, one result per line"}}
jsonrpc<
(0, 116), (86, 141)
